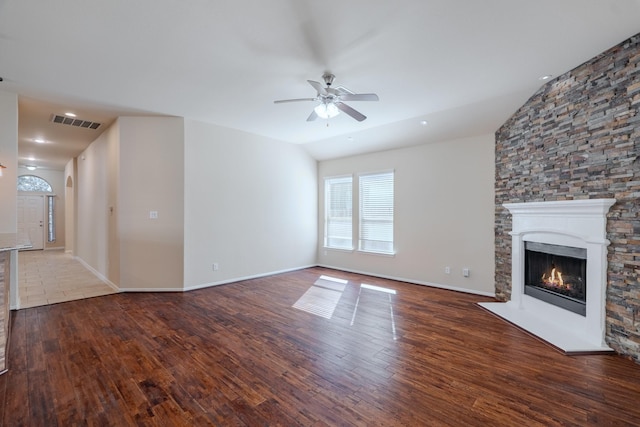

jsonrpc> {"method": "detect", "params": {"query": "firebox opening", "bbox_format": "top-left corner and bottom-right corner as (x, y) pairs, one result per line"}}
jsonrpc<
(524, 242), (587, 316)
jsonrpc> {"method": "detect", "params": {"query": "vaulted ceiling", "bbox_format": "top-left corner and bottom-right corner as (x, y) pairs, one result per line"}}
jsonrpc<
(1, 0), (639, 170)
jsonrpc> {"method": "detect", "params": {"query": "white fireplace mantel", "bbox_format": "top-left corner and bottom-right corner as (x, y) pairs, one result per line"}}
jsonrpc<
(480, 199), (616, 353)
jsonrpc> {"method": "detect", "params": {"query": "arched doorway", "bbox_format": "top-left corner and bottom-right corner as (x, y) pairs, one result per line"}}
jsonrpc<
(65, 175), (75, 254)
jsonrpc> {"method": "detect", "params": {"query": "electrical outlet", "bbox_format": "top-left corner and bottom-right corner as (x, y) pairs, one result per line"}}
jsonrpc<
(149, 210), (158, 219)
(212, 263), (219, 271)
(445, 266), (451, 274)
(463, 268), (470, 277)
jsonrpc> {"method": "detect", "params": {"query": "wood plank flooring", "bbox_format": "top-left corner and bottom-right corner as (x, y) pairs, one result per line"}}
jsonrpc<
(1, 267), (639, 426)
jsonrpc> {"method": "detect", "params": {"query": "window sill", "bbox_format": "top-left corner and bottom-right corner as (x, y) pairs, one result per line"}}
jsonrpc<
(357, 249), (396, 257)
(323, 246), (355, 253)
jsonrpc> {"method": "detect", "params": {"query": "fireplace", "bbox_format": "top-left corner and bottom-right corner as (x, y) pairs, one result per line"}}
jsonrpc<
(524, 242), (586, 316)
(479, 199), (616, 354)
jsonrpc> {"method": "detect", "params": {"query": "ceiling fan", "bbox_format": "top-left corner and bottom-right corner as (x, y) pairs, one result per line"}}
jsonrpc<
(274, 73), (379, 122)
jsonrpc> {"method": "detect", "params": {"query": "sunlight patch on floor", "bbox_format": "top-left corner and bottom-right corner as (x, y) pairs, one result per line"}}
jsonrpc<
(292, 275), (347, 319)
(351, 282), (398, 340)
(360, 283), (396, 294)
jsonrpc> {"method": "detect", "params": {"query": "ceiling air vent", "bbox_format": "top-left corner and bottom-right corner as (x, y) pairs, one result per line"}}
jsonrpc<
(50, 114), (102, 130)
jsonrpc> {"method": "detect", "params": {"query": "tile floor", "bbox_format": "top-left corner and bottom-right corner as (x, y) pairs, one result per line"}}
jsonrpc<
(18, 250), (117, 309)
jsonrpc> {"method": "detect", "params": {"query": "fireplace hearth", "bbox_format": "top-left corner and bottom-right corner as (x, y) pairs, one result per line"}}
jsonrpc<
(524, 242), (587, 316)
(479, 199), (616, 354)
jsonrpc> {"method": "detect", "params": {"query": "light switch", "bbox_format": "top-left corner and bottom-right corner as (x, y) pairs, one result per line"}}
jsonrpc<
(149, 211), (158, 219)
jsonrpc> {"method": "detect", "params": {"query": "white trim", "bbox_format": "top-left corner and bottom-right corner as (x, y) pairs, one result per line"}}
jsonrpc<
(356, 249), (396, 257)
(182, 264), (317, 292)
(322, 173), (353, 181)
(41, 257), (495, 302)
(322, 246), (354, 253)
(120, 286), (184, 292)
(357, 168), (395, 178)
(317, 263), (496, 297)
(74, 256), (119, 292)
(484, 198), (616, 353)
(116, 265), (318, 293)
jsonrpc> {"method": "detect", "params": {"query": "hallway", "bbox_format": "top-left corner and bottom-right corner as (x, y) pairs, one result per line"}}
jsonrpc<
(18, 250), (117, 309)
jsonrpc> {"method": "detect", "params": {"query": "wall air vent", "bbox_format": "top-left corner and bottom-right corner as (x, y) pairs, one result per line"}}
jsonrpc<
(50, 114), (102, 130)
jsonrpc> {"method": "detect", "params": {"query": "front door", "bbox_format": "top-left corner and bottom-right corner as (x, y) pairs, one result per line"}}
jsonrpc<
(17, 195), (45, 250)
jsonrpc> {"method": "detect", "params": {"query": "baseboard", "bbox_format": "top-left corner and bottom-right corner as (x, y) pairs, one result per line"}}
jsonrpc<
(65, 259), (494, 299)
(74, 256), (119, 292)
(119, 287), (185, 292)
(117, 265), (317, 293)
(316, 263), (496, 297)
(182, 264), (317, 292)
(44, 247), (65, 251)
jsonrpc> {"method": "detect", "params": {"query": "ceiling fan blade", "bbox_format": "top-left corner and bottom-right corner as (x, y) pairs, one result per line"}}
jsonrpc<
(340, 93), (379, 102)
(335, 102), (366, 122)
(307, 80), (327, 95)
(274, 98), (316, 104)
(306, 110), (319, 121)
(334, 86), (354, 95)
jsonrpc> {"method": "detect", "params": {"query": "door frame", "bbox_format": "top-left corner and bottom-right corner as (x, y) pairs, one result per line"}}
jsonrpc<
(17, 193), (47, 250)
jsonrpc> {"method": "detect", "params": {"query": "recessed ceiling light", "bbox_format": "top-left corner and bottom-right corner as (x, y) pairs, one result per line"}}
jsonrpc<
(27, 156), (35, 161)
(65, 112), (77, 117)
(25, 165), (37, 171)
(539, 75), (552, 81)
(420, 120), (428, 126)
(34, 138), (45, 143)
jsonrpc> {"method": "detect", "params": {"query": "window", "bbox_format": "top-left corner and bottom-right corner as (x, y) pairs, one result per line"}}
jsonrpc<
(359, 171), (394, 254)
(324, 176), (353, 250)
(47, 196), (56, 243)
(17, 175), (53, 192)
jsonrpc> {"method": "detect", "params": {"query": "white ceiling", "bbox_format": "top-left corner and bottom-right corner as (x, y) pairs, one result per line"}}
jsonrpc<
(1, 0), (640, 170)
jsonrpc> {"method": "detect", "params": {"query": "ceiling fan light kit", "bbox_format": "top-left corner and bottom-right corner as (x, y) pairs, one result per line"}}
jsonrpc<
(314, 102), (340, 119)
(275, 73), (379, 122)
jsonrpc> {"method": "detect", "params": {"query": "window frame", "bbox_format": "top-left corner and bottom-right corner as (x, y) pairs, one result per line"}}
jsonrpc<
(358, 170), (395, 256)
(47, 195), (56, 243)
(323, 174), (354, 251)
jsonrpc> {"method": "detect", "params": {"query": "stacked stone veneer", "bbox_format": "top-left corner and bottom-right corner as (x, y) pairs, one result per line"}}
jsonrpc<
(495, 33), (640, 362)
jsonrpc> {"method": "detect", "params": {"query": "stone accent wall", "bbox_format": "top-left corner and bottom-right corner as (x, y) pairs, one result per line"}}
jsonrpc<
(495, 33), (640, 362)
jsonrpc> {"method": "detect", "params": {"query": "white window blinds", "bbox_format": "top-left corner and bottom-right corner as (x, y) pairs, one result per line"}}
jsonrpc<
(359, 171), (394, 254)
(324, 176), (353, 249)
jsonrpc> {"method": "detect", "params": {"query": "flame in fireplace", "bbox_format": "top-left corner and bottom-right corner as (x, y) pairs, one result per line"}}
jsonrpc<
(542, 268), (569, 290)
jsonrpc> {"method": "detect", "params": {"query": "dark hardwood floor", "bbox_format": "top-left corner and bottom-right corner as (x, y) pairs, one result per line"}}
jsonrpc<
(1, 267), (639, 426)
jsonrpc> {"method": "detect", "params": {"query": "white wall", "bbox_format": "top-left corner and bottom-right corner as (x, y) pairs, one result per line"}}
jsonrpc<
(317, 134), (496, 296)
(118, 117), (184, 290)
(0, 91), (18, 234)
(75, 117), (185, 290)
(71, 114), (493, 297)
(64, 158), (78, 254)
(183, 120), (317, 289)
(76, 121), (119, 284)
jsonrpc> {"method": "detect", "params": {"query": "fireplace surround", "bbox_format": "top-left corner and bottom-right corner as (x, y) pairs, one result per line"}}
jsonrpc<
(480, 199), (616, 353)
